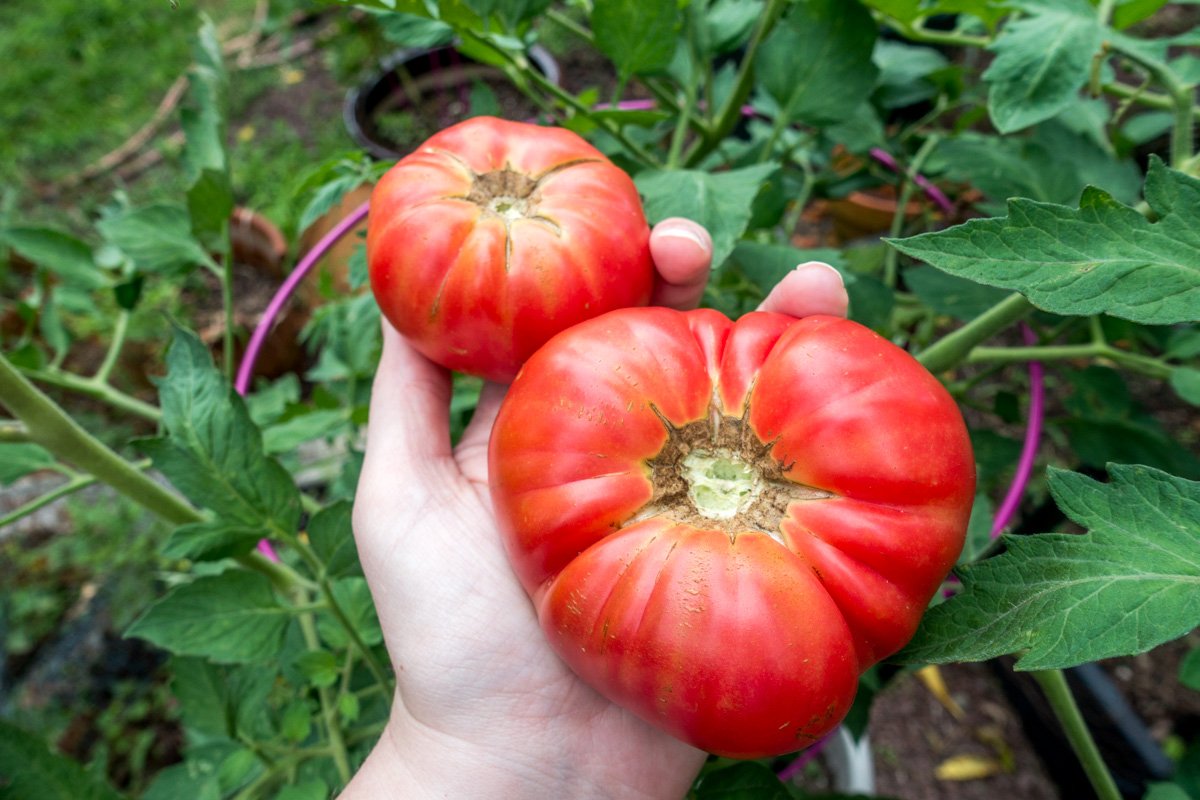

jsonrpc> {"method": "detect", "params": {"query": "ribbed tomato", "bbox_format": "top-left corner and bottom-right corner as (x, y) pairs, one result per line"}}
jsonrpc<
(367, 117), (654, 382)
(489, 307), (975, 758)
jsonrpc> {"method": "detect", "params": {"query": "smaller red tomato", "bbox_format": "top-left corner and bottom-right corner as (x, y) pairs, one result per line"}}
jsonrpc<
(367, 116), (654, 382)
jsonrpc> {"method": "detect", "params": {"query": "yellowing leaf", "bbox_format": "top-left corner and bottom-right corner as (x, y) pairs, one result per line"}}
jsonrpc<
(936, 754), (1003, 781)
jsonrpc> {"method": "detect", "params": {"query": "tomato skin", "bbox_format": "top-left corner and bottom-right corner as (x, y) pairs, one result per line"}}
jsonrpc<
(367, 117), (654, 382)
(489, 307), (975, 757)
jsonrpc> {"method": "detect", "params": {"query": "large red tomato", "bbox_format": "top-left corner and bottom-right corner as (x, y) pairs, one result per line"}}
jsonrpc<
(367, 116), (654, 382)
(489, 307), (975, 758)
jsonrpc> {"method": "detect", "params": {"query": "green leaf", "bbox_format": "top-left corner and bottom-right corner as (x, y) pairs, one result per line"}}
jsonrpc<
(297, 175), (369, 235)
(97, 204), (212, 276)
(0, 719), (127, 800)
(0, 442), (56, 485)
(897, 465), (1200, 670)
(756, 0), (879, 127)
(370, 9), (456, 47)
(903, 265), (1011, 321)
(0, 227), (106, 289)
(887, 159), (1200, 325)
(703, 0), (763, 56)
(263, 409), (348, 455)
(308, 501), (361, 578)
(1112, 0), (1170, 30)
(1180, 646), (1200, 691)
(129, 570), (291, 664)
(161, 519), (264, 561)
(170, 657), (275, 740)
(873, 39), (949, 109)
(983, 0), (1103, 132)
(959, 493), (997, 564)
(1143, 784), (1192, 800)
(728, 241), (846, 296)
(280, 701), (314, 743)
(591, 0), (679, 79)
(181, 19), (232, 249)
(694, 761), (791, 799)
(140, 763), (219, 800)
(295, 650), (339, 688)
(316, 577), (382, 649)
(139, 326), (300, 535)
(1172, 367), (1200, 407)
(636, 164), (778, 267)
(276, 780), (329, 800)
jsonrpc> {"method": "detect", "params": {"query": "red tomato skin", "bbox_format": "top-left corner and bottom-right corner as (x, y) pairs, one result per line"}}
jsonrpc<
(489, 307), (975, 757)
(367, 117), (654, 382)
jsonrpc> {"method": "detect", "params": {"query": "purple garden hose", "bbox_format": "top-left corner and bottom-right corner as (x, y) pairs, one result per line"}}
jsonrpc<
(232, 119), (1045, 766)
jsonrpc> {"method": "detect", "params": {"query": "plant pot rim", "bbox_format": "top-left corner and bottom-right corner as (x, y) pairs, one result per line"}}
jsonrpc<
(343, 42), (560, 161)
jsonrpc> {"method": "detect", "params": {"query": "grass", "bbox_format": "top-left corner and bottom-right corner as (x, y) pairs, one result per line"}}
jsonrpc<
(0, 0), (354, 232)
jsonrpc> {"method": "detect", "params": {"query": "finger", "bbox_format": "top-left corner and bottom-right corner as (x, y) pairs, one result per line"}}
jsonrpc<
(758, 261), (850, 319)
(358, 321), (453, 485)
(454, 381), (508, 486)
(649, 217), (713, 311)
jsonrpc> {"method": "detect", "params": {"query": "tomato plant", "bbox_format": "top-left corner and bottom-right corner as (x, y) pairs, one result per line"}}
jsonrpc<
(490, 307), (975, 757)
(367, 115), (654, 382)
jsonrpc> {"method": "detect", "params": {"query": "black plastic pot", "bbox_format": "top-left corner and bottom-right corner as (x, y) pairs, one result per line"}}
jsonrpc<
(344, 44), (560, 161)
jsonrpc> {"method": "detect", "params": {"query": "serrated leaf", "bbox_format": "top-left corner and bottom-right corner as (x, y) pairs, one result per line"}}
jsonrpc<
(636, 164), (778, 268)
(756, 0), (879, 127)
(0, 442), (56, 485)
(97, 204), (212, 276)
(0, 227), (106, 289)
(308, 501), (361, 578)
(140, 327), (300, 535)
(896, 465), (1200, 670)
(591, 0), (678, 79)
(370, 9), (456, 48)
(128, 570), (291, 664)
(888, 159), (1200, 325)
(983, 0), (1103, 132)
(0, 718), (126, 800)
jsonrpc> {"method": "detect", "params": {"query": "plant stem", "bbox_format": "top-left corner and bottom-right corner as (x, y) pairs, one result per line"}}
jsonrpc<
(16, 365), (161, 422)
(0, 350), (198, 525)
(287, 534), (393, 694)
(1032, 670), (1122, 800)
(689, 0), (788, 166)
(917, 294), (1035, 373)
(883, 135), (942, 288)
(876, 13), (991, 48)
(1096, 0), (1118, 25)
(968, 343), (1173, 379)
(294, 588), (352, 785)
(0, 471), (99, 530)
(1110, 46), (1196, 166)
(95, 309), (131, 384)
(1103, 81), (1200, 119)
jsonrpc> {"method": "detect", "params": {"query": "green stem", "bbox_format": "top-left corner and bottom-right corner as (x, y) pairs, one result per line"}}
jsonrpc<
(666, 49), (699, 169)
(0, 350), (197, 525)
(218, 246), (235, 381)
(1032, 670), (1122, 800)
(294, 589), (352, 785)
(883, 135), (942, 288)
(967, 343), (1173, 380)
(1110, 46), (1196, 166)
(16, 365), (161, 422)
(876, 13), (991, 48)
(916, 294), (1035, 374)
(95, 309), (131, 384)
(1096, 0), (1118, 25)
(0, 470), (99, 530)
(288, 535), (393, 694)
(1102, 81), (1200, 119)
(688, 0), (788, 166)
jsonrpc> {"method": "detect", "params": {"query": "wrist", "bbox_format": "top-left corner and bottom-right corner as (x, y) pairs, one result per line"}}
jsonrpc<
(341, 703), (705, 799)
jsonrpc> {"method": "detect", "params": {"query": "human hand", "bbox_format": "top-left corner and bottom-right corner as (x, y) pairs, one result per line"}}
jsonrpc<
(344, 219), (849, 799)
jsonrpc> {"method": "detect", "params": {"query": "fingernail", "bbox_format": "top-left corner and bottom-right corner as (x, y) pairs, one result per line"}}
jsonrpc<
(795, 260), (842, 279)
(657, 226), (710, 251)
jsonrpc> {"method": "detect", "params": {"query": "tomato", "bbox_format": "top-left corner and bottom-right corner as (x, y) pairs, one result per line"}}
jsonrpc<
(489, 307), (975, 758)
(367, 116), (654, 382)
